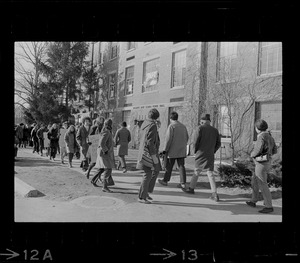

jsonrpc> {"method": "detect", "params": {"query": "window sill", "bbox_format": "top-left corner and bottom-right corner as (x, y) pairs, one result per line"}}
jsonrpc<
(126, 48), (136, 53)
(124, 93), (133, 97)
(171, 85), (185, 90)
(257, 72), (282, 78)
(142, 90), (159, 94)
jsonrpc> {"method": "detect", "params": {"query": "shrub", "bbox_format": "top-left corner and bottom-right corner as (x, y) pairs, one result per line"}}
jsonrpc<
(218, 158), (282, 188)
(218, 161), (252, 188)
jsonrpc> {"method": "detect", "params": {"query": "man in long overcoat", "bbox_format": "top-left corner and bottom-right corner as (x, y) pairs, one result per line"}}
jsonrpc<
(114, 121), (131, 173)
(182, 113), (221, 201)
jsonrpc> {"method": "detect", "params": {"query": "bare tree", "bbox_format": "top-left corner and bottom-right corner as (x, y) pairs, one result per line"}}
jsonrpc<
(14, 42), (48, 109)
(208, 42), (282, 163)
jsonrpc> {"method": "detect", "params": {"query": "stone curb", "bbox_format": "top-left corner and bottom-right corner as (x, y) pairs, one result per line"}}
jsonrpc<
(15, 176), (45, 197)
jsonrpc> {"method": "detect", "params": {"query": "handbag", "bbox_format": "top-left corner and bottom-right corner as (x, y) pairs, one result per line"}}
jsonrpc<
(255, 154), (268, 162)
(141, 145), (154, 167)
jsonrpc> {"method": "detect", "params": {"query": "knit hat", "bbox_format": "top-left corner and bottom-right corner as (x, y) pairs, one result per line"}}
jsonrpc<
(200, 113), (211, 121)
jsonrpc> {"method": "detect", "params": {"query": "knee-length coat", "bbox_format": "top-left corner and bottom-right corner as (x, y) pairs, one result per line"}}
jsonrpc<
(193, 124), (221, 171)
(64, 130), (78, 153)
(95, 127), (115, 169)
(114, 127), (131, 156)
(136, 119), (162, 171)
(76, 125), (91, 157)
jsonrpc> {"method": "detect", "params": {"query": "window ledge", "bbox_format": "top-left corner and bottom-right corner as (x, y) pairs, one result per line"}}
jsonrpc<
(124, 93), (133, 97)
(126, 48), (136, 53)
(142, 90), (159, 94)
(171, 85), (185, 90)
(257, 72), (282, 78)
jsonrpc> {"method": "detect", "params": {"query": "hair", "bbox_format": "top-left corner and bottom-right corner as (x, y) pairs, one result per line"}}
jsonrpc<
(255, 119), (268, 131)
(170, 111), (178, 121)
(122, 121), (127, 127)
(82, 116), (92, 124)
(148, 108), (160, 120)
(67, 125), (76, 133)
(102, 119), (113, 131)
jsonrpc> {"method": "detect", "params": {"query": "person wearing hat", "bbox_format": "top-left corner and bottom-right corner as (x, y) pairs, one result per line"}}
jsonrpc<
(246, 119), (277, 213)
(182, 113), (221, 201)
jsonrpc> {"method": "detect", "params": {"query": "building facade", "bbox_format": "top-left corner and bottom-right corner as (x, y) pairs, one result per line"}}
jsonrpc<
(90, 42), (282, 158)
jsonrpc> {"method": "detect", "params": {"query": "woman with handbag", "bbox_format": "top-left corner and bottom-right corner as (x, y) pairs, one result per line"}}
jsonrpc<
(136, 108), (162, 204)
(246, 119), (278, 213)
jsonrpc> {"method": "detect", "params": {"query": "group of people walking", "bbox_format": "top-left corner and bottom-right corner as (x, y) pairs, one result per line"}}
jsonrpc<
(15, 108), (278, 213)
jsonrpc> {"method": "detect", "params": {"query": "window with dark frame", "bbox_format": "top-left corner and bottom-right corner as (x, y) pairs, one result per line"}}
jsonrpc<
(216, 42), (238, 82)
(142, 58), (160, 93)
(258, 42), (282, 76)
(254, 101), (282, 144)
(109, 73), (116, 98)
(171, 49), (186, 88)
(125, 66), (134, 95)
(110, 42), (118, 60)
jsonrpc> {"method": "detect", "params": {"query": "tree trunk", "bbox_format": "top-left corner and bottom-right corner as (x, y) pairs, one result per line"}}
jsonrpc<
(198, 42), (208, 123)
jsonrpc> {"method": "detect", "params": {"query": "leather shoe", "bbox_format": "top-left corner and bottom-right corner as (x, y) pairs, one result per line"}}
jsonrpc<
(258, 207), (274, 213)
(146, 195), (153, 200)
(138, 198), (151, 204)
(210, 193), (219, 202)
(102, 187), (112, 193)
(158, 179), (167, 186)
(182, 187), (195, 194)
(246, 201), (256, 207)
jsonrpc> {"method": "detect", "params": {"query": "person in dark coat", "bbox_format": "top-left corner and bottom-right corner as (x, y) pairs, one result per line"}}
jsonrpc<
(47, 123), (60, 160)
(182, 113), (221, 201)
(114, 121), (131, 173)
(136, 108), (162, 204)
(64, 125), (79, 168)
(85, 116), (105, 179)
(94, 119), (115, 192)
(15, 123), (24, 148)
(22, 124), (30, 148)
(246, 119), (278, 213)
(31, 124), (40, 154)
(76, 117), (92, 171)
(36, 124), (46, 156)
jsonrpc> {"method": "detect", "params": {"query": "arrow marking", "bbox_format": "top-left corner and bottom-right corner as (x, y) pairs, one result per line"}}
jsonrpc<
(0, 249), (20, 260)
(150, 248), (177, 260)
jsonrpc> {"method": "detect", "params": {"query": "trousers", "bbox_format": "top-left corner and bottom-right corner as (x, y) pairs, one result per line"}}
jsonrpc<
(138, 166), (159, 199)
(163, 157), (186, 184)
(251, 161), (272, 208)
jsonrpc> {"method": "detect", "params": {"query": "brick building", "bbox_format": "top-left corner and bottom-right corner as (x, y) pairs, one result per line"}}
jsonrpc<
(90, 42), (282, 158)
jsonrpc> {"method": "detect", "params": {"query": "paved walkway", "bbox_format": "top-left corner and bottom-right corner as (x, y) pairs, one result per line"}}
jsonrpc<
(14, 147), (282, 222)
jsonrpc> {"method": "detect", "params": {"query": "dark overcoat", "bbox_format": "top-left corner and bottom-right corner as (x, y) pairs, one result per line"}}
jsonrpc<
(136, 119), (162, 171)
(64, 131), (78, 154)
(193, 124), (221, 171)
(114, 127), (131, 156)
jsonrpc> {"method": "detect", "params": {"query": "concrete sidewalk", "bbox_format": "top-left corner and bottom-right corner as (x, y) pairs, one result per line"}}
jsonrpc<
(14, 147), (282, 222)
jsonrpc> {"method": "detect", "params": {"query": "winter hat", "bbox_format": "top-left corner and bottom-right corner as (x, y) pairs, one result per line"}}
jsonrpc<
(200, 113), (211, 121)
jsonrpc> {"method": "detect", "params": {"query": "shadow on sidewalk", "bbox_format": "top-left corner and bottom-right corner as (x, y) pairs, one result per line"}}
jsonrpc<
(151, 200), (282, 216)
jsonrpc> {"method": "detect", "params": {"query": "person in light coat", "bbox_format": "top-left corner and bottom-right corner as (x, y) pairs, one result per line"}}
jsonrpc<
(114, 121), (131, 173)
(158, 111), (189, 189)
(94, 119), (115, 192)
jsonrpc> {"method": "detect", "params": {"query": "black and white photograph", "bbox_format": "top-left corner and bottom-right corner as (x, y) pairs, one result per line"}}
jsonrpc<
(14, 41), (282, 222)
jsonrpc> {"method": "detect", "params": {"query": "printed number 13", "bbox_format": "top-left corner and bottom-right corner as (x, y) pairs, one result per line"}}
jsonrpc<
(182, 250), (198, 261)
